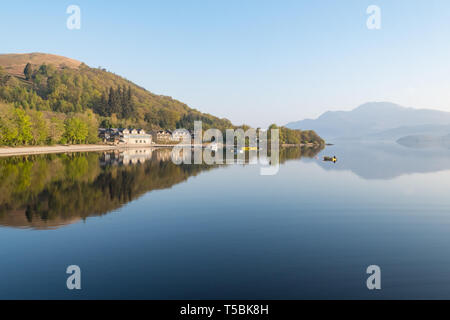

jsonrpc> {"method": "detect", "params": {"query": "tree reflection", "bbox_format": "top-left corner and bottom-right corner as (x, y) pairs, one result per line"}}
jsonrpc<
(0, 146), (322, 229)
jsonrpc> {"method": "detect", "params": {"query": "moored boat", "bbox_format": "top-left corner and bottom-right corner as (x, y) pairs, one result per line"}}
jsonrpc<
(323, 156), (337, 163)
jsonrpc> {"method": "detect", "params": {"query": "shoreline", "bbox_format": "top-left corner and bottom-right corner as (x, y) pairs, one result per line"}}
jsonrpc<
(0, 143), (323, 157)
(280, 143), (323, 147)
(0, 144), (118, 157)
(0, 144), (204, 157)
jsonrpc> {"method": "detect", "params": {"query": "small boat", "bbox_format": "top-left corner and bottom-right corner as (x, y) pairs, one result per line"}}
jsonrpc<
(323, 156), (337, 163)
(241, 146), (258, 151)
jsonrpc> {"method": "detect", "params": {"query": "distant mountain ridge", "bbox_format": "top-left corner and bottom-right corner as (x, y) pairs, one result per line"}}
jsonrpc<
(286, 102), (450, 141)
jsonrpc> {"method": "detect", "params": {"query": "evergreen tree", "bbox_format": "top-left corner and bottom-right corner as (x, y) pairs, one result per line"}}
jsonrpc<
(95, 92), (109, 116)
(39, 64), (48, 75)
(24, 63), (33, 80)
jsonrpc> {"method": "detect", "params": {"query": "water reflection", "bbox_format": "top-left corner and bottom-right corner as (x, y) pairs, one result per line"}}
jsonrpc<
(0, 146), (322, 229)
(314, 141), (450, 180)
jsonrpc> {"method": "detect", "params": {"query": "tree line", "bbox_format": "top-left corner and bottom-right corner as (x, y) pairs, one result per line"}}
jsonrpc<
(94, 85), (135, 119)
(267, 124), (325, 146)
(0, 102), (98, 146)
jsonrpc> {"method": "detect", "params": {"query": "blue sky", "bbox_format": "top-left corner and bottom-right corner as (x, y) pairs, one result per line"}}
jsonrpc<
(1, 0), (450, 127)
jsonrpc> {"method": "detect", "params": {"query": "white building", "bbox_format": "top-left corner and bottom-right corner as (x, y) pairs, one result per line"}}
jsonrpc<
(119, 128), (152, 145)
(172, 129), (191, 142)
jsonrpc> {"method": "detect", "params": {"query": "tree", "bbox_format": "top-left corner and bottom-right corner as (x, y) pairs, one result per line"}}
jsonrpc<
(101, 85), (135, 119)
(24, 63), (33, 80)
(158, 108), (178, 129)
(100, 118), (112, 128)
(121, 86), (134, 118)
(29, 110), (49, 145)
(77, 110), (99, 144)
(39, 64), (48, 76)
(14, 108), (33, 145)
(48, 117), (65, 144)
(64, 117), (89, 144)
(95, 92), (109, 116)
(0, 104), (18, 146)
(108, 87), (119, 115)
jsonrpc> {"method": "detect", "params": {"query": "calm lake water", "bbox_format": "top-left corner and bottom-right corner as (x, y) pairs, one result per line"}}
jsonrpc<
(2, 142), (450, 299)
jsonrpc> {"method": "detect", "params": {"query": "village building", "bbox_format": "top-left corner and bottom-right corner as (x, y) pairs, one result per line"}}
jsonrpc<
(99, 128), (152, 145)
(119, 128), (152, 145)
(150, 129), (192, 143)
(172, 129), (191, 142)
(151, 130), (173, 142)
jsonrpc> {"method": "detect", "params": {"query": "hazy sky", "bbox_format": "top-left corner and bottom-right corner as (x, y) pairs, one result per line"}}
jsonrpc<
(1, 0), (450, 127)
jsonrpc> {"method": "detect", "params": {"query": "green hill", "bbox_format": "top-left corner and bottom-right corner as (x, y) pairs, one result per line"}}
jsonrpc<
(0, 52), (233, 134)
(0, 53), (323, 147)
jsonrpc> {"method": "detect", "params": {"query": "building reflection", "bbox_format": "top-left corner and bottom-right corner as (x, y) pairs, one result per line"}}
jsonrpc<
(101, 148), (156, 166)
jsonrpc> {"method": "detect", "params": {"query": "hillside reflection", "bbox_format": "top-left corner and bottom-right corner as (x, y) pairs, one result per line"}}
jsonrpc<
(0, 146), (322, 229)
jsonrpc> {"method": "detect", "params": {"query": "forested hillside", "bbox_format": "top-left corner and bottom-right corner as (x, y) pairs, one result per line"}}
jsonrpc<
(0, 53), (324, 147)
(0, 53), (234, 146)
